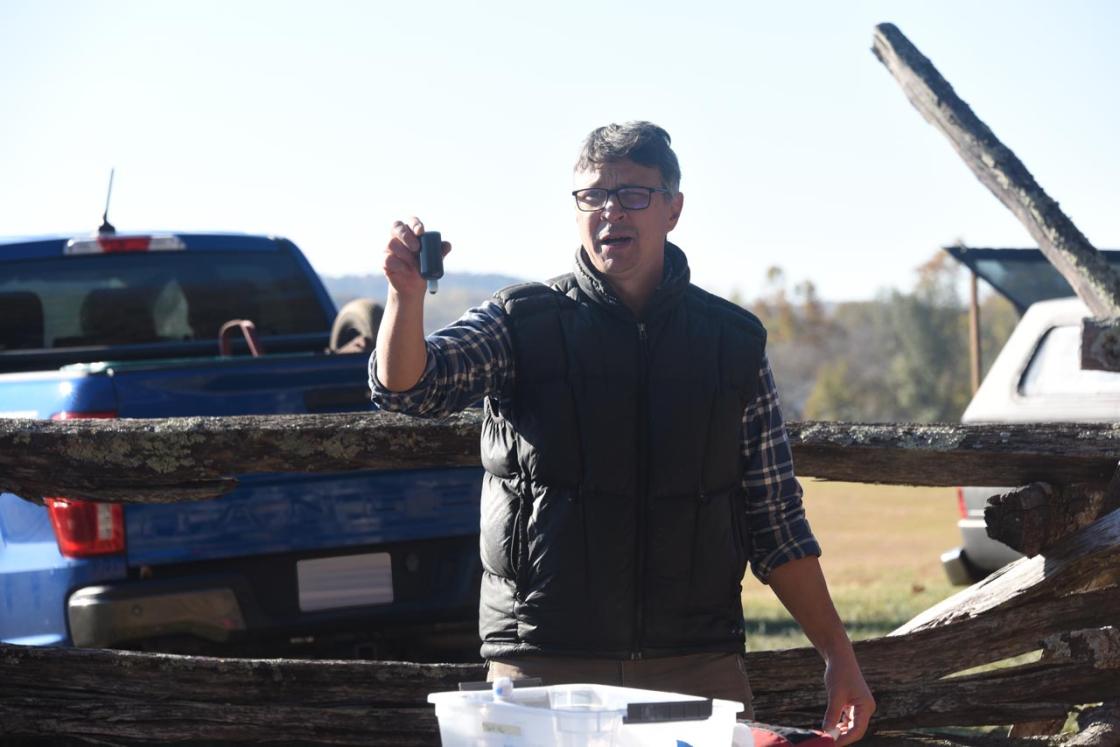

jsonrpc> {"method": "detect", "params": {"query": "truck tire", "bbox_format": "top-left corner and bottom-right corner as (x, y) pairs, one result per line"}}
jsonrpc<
(329, 298), (384, 353)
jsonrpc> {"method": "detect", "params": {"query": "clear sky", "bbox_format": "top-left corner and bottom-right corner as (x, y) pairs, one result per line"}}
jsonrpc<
(2, 0), (1118, 301)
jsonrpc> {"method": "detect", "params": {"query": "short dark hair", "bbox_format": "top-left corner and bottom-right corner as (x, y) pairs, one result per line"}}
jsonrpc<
(575, 121), (681, 194)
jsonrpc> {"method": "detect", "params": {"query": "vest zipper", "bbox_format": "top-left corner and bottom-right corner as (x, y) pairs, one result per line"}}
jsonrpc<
(632, 320), (650, 660)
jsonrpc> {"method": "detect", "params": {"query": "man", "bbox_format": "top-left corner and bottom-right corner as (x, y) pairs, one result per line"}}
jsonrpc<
(371, 121), (874, 743)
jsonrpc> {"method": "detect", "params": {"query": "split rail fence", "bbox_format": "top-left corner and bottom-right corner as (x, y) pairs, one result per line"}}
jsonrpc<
(1, 413), (1119, 745)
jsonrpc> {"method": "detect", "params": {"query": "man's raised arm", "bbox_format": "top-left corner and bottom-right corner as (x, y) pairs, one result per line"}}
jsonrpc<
(375, 218), (450, 392)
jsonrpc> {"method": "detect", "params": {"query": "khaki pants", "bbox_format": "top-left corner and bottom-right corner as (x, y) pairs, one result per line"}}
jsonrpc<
(487, 652), (755, 718)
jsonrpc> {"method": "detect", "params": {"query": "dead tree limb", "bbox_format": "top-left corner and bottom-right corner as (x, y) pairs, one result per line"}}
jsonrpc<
(895, 508), (1120, 637)
(1068, 702), (1120, 747)
(747, 587), (1120, 695)
(3, 415), (1120, 504)
(871, 22), (1120, 319)
(747, 517), (1120, 725)
(984, 478), (1120, 556)
(787, 421), (1120, 487)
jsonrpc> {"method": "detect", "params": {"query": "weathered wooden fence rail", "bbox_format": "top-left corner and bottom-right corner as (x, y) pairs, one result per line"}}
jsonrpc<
(2, 414), (1118, 744)
(3, 412), (1119, 502)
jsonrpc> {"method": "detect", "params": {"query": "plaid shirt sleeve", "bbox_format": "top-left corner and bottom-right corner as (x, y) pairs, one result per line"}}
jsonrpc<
(368, 299), (513, 418)
(742, 355), (821, 582)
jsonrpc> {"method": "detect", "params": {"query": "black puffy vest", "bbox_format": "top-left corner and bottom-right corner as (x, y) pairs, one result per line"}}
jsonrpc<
(478, 244), (766, 660)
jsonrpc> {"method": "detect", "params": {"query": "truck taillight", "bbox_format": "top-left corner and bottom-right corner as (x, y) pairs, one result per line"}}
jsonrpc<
(956, 487), (968, 519)
(45, 499), (125, 557)
(46, 410), (125, 558)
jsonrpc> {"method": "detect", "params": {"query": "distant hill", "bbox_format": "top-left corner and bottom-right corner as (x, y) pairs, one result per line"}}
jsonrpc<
(321, 272), (525, 333)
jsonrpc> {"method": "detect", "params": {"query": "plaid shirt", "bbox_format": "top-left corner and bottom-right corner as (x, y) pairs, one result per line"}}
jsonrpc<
(369, 296), (820, 582)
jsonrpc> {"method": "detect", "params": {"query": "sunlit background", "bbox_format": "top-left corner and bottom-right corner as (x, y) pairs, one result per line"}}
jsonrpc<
(3, 0), (1118, 301)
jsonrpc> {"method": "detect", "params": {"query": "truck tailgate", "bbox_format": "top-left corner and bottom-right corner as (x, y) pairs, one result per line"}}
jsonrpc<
(124, 467), (481, 566)
(98, 353), (482, 566)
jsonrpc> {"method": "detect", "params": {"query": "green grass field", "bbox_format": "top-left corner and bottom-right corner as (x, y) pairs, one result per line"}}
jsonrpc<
(741, 481), (962, 652)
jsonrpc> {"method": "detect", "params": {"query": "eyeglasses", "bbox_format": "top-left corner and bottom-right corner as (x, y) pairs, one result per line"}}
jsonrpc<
(571, 186), (671, 212)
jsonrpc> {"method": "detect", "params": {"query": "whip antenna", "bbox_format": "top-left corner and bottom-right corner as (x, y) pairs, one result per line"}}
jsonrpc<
(98, 169), (116, 235)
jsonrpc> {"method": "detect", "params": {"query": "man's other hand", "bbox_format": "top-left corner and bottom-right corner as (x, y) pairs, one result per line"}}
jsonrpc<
(383, 217), (451, 299)
(822, 654), (875, 745)
(767, 557), (876, 745)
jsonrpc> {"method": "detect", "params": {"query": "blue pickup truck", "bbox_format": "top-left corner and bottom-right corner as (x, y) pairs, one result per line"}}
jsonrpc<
(0, 232), (483, 660)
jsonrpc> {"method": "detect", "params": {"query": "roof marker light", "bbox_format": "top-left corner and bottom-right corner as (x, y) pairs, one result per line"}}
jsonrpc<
(64, 235), (186, 255)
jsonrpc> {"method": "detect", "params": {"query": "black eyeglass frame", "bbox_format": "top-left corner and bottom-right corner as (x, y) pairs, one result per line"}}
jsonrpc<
(570, 186), (673, 212)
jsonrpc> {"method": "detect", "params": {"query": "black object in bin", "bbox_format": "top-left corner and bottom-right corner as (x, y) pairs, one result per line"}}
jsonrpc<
(623, 699), (713, 724)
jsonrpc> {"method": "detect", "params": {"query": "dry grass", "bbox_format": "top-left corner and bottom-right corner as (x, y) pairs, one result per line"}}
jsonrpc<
(741, 481), (962, 651)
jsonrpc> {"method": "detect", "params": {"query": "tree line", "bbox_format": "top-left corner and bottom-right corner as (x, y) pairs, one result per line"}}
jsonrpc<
(325, 255), (1017, 424)
(734, 253), (1018, 423)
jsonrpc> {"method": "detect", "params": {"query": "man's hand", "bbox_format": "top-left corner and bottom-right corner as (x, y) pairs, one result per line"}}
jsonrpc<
(767, 557), (876, 745)
(822, 651), (875, 746)
(375, 217), (451, 392)
(383, 217), (451, 299)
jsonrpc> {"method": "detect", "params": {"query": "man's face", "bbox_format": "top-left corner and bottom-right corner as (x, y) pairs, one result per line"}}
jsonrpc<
(574, 159), (684, 284)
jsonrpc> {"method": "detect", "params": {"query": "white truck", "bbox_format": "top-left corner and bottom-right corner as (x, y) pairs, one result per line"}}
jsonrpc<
(940, 246), (1120, 584)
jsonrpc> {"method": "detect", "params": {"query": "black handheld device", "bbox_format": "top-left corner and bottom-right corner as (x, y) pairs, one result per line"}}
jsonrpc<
(419, 231), (444, 294)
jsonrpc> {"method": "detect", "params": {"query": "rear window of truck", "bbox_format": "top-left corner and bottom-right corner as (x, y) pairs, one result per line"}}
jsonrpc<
(1019, 325), (1120, 397)
(0, 250), (330, 351)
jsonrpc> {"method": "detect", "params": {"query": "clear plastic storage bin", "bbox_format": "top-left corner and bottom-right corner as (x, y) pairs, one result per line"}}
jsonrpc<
(427, 678), (744, 746)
